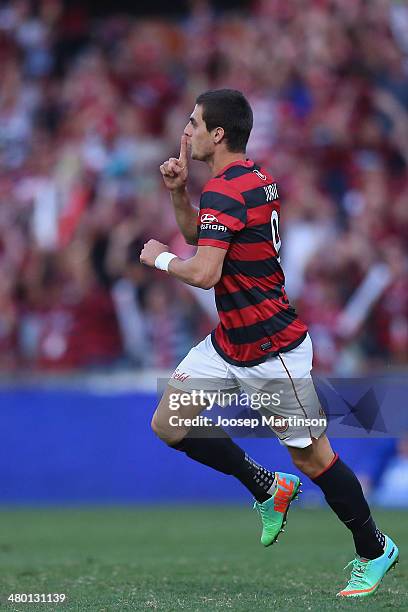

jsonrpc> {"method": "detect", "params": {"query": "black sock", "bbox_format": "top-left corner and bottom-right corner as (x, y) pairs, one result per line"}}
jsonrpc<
(172, 425), (275, 503)
(312, 454), (385, 560)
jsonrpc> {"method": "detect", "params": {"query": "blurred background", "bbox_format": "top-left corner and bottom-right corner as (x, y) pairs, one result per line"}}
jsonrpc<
(0, 0), (407, 507)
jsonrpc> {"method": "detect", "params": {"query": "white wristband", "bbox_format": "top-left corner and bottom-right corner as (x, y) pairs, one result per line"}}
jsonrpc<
(155, 251), (177, 272)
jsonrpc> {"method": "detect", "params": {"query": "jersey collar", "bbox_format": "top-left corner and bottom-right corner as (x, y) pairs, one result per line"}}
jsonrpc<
(215, 159), (254, 178)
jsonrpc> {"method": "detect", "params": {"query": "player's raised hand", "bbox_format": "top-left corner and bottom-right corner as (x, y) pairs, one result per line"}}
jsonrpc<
(160, 135), (189, 192)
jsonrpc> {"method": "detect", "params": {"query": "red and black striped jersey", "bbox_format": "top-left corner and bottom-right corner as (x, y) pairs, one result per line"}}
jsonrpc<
(197, 159), (307, 366)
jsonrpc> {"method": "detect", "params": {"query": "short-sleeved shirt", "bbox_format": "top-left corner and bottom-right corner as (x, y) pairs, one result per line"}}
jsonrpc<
(197, 159), (307, 366)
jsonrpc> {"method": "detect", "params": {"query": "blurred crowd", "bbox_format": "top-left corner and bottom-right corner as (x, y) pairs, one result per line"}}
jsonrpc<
(0, 0), (407, 373)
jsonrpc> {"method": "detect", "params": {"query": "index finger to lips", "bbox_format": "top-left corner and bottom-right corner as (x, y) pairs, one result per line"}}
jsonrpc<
(179, 134), (188, 164)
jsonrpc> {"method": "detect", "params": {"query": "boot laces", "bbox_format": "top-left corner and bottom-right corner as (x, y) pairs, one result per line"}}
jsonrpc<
(253, 501), (268, 522)
(344, 558), (370, 588)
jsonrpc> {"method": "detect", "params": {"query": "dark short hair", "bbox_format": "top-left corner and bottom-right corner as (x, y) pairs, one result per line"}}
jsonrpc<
(196, 89), (253, 153)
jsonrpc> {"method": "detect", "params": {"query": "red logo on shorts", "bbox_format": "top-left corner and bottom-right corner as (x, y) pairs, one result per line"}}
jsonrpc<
(171, 369), (190, 382)
(272, 417), (289, 433)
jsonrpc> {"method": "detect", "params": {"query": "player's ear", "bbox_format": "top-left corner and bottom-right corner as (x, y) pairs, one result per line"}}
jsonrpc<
(213, 127), (225, 144)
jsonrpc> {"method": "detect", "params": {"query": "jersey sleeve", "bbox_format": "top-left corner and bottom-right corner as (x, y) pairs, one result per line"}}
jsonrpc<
(198, 182), (247, 250)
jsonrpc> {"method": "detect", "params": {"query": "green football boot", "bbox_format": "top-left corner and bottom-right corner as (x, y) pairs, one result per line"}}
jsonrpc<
(253, 472), (301, 546)
(337, 535), (399, 598)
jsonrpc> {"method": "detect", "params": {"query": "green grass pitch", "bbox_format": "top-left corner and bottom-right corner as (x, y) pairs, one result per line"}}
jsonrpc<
(0, 507), (406, 611)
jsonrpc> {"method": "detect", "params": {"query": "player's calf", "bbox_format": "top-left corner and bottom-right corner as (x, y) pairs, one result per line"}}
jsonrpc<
(288, 435), (389, 563)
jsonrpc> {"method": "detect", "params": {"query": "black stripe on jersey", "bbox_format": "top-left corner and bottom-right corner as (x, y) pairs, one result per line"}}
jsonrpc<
(225, 308), (298, 345)
(233, 223), (272, 243)
(198, 228), (234, 241)
(241, 186), (272, 208)
(216, 285), (282, 312)
(200, 191), (246, 218)
(219, 165), (253, 180)
(211, 330), (307, 367)
(223, 256), (281, 278)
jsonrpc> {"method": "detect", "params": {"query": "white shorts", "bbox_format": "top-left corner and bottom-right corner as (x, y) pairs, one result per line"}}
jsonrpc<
(169, 333), (327, 448)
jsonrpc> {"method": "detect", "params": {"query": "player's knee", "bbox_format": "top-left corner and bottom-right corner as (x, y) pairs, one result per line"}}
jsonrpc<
(290, 453), (310, 474)
(150, 412), (168, 440)
(151, 412), (185, 446)
(290, 450), (321, 478)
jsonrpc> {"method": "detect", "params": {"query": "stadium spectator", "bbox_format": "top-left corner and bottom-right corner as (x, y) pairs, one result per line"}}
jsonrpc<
(0, 0), (406, 372)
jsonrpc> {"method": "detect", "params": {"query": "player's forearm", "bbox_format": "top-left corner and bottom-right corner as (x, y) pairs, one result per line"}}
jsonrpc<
(168, 255), (220, 290)
(170, 188), (198, 245)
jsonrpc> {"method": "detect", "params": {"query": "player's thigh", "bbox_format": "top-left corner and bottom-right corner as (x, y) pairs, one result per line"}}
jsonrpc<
(273, 334), (327, 448)
(234, 334), (327, 449)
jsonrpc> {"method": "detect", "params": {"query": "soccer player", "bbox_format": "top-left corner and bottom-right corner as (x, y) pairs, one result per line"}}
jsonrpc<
(140, 89), (399, 598)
